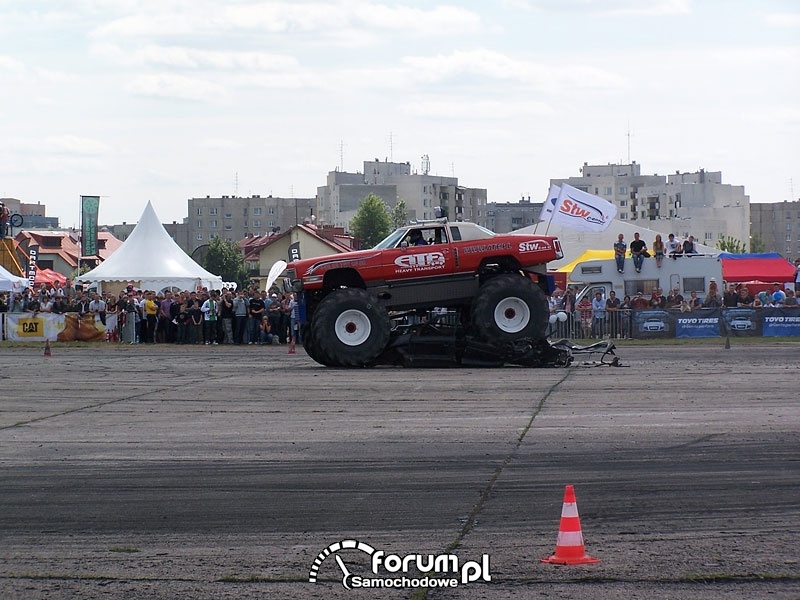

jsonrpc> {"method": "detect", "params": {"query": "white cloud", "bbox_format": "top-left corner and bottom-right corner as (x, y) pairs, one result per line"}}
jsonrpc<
(764, 12), (800, 27)
(44, 135), (113, 156)
(402, 98), (555, 119)
(125, 73), (229, 101)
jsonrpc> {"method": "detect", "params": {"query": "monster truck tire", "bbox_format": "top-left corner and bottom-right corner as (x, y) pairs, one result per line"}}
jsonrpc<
(301, 323), (327, 365)
(471, 274), (549, 342)
(311, 288), (391, 367)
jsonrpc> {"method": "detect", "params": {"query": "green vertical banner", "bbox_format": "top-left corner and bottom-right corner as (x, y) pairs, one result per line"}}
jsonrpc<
(81, 195), (100, 256)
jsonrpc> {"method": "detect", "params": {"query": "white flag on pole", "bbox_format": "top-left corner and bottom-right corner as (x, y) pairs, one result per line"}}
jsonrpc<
(538, 184), (561, 222)
(550, 183), (617, 232)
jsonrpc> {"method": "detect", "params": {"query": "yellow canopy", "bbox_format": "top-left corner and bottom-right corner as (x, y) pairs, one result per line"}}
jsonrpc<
(555, 249), (615, 274)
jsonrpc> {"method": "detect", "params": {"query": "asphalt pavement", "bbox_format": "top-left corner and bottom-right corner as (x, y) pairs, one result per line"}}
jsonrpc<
(0, 340), (798, 599)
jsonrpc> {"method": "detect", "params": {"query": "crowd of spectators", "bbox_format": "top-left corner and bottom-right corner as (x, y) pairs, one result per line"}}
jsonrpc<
(0, 280), (301, 346)
(548, 279), (797, 340)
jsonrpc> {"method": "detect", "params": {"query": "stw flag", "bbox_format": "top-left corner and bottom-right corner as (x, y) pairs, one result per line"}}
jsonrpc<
(550, 183), (617, 232)
(538, 184), (561, 222)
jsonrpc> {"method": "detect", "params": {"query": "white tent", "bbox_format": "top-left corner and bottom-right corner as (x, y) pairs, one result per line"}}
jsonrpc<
(77, 201), (223, 292)
(0, 264), (28, 293)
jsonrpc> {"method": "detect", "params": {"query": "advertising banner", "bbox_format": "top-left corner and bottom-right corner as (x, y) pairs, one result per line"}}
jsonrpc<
(631, 309), (673, 339)
(27, 244), (39, 289)
(288, 241), (301, 262)
(761, 307), (800, 337)
(4, 313), (117, 342)
(721, 308), (761, 337)
(674, 308), (722, 338)
(81, 195), (100, 257)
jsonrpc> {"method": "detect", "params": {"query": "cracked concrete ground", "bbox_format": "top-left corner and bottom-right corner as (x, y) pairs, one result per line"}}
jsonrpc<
(0, 341), (798, 599)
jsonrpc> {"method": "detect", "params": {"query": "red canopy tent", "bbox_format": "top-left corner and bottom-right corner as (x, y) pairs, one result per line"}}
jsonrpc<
(35, 268), (67, 287)
(720, 253), (796, 285)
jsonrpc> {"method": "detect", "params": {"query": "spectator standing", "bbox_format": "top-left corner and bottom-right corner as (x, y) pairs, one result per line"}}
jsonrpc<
(613, 233), (627, 273)
(560, 286), (577, 338)
(619, 294), (632, 339)
(771, 283), (786, 306)
(704, 279), (721, 308)
(0, 201), (9, 238)
(288, 293), (301, 344)
(591, 291), (606, 338)
(688, 291), (702, 310)
(88, 292), (107, 325)
(605, 290), (621, 338)
(175, 299), (189, 344)
(144, 291), (158, 343)
(631, 291), (649, 311)
(188, 296), (203, 344)
(737, 286), (754, 307)
(158, 291), (174, 343)
(577, 295), (592, 338)
(630, 232), (647, 273)
(723, 283), (739, 308)
(794, 258), (800, 292)
(267, 293), (282, 342)
(247, 291), (266, 344)
(233, 290), (249, 344)
(201, 291), (219, 344)
(219, 290), (234, 344)
(650, 288), (667, 309)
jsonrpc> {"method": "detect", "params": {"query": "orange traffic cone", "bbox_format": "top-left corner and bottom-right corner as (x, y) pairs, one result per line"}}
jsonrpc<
(541, 484), (599, 565)
(287, 336), (296, 354)
(44, 339), (52, 357)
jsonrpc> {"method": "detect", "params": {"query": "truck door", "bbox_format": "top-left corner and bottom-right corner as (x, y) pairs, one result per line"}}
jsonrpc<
(382, 227), (453, 282)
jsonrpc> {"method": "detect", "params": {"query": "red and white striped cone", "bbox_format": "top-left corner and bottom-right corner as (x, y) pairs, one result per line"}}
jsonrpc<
(287, 336), (296, 354)
(541, 484), (599, 565)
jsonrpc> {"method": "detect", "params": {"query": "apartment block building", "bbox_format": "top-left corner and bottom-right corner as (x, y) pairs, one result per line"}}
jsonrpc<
(185, 194), (316, 254)
(485, 197), (543, 233)
(551, 162), (750, 250)
(750, 200), (800, 261)
(317, 158), (487, 229)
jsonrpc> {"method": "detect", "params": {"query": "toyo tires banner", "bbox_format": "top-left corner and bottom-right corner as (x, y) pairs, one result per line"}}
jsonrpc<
(633, 307), (800, 339)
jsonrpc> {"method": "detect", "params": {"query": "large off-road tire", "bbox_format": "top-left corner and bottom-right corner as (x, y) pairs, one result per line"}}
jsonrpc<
(471, 274), (549, 342)
(301, 323), (326, 365)
(311, 288), (391, 367)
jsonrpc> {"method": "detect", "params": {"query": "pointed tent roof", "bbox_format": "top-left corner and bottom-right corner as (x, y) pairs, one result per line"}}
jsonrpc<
(77, 201), (222, 291)
(0, 264), (28, 292)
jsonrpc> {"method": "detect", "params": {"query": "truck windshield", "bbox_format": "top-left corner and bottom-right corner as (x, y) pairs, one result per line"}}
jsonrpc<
(373, 229), (408, 249)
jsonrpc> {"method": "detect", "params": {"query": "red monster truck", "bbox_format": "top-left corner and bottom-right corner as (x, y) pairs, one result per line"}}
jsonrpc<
(285, 219), (563, 367)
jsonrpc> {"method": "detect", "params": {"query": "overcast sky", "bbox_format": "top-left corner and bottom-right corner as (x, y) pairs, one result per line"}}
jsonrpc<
(1, 0), (798, 228)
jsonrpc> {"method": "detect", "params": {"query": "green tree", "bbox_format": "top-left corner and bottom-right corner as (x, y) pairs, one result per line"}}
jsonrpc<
(70, 264), (93, 280)
(716, 236), (747, 254)
(202, 236), (248, 288)
(350, 193), (392, 249)
(390, 199), (408, 230)
(749, 234), (765, 253)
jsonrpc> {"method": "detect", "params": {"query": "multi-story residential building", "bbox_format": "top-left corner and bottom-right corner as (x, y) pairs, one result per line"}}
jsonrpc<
(750, 200), (800, 261)
(0, 197), (59, 229)
(185, 194), (316, 254)
(317, 158), (487, 229)
(486, 197), (543, 233)
(551, 162), (750, 250)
